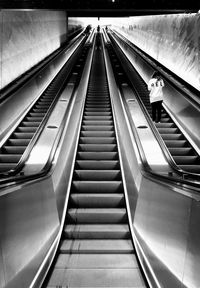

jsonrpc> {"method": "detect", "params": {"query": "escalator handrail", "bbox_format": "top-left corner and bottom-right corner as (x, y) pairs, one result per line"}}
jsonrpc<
(0, 29), (86, 104)
(108, 31), (200, 183)
(0, 35), (87, 179)
(111, 29), (200, 107)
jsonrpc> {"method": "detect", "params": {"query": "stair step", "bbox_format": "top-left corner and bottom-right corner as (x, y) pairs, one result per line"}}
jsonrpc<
(74, 170), (121, 181)
(60, 239), (133, 253)
(0, 163), (16, 172)
(155, 122), (175, 128)
(179, 165), (200, 173)
(46, 267), (144, 287)
(85, 107), (111, 111)
(157, 128), (179, 134)
(81, 125), (114, 131)
(168, 147), (193, 156)
(173, 155), (199, 164)
(67, 208), (127, 224)
(3, 146), (26, 154)
(76, 160), (119, 170)
(26, 117), (44, 122)
(64, 224), (130, 239)
(21, 121), (40, 127)
(70, 193), (125, 208)
(83, 116), (112, 121)
(0, 154), (21, 163)
(72, 181), (123, 193)
(77, 151), (118, 160)
(55, 253), (137, 268)
(79, 144), (117, 152)
(80, 137), (116, 144)
(8, 139), (30, 146)
(17, 127), (37, 133)
(81, 131), (115, 137)
(83, 120), (113, 125)
(13, 132), (34, 139)
(165, 140), (188, 147)
(161, 134), (183, 140)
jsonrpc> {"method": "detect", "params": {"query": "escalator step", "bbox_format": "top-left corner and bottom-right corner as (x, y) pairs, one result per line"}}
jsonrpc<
(64, 224), (130, 239)
(79, 144), (117, 152)
(0, 163), (16, 172)
(80, 137), (116, 144)
(70, 193), (125, 208)
(77, 151), (118, 160)
(60, 239), (133, 254)
(168, 147), (193, 156)
(173, 155), (199, 164)
(0, 154), (21, 163)
(16, 127), (37, 133)
(179, 165), (200, 173)
(55, 253), (137, 269)
(8, 139), (31, 146)
(84, 112), (112, 116)
(155, 122), (175, 128)
(81, 131), (115, 137)
(67, 208), (127, 224)
(161, 134), (184, 140)
(26, 117), (44, 121)
(13, 132), (34, 139)
(81, 125), (114, 131)
(21, 121), (40, 127)
(29, 112), (46, 117)
(72, 181), (123, 193)
(82, 120), (113, 125)
(3, 146), (26, 154)
(76, 160), (119, 170)
(85, 107), (111, 112)
(84, 116), (112, 120)
(157, 128), (179, 134)
(74, 170), (121, 181)
(165, 140), (188, 147)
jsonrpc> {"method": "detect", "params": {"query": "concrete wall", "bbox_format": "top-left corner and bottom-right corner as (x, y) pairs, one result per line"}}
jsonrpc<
(68, 17), (85, 36)
(112, 13), (200, 91)
(0, 10), (67, 90)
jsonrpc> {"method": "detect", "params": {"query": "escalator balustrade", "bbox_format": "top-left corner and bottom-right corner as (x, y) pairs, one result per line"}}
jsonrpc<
(106, 41), (200, 174)
(0, 45), (89, 174)
(43, 37), (146, 288)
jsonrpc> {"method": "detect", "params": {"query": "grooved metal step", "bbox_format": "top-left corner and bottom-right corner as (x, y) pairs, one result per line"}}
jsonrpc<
(76, 160), (120, 170)
(64, 224), (130, 239)
(44, 38), (146, 288)
(70, 193), (125, 207)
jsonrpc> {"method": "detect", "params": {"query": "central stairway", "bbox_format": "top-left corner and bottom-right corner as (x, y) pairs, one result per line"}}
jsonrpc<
(44, 38), (146, 288)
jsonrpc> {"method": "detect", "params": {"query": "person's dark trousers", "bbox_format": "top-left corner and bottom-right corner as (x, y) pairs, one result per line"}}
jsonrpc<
(151, 100), (163, 122)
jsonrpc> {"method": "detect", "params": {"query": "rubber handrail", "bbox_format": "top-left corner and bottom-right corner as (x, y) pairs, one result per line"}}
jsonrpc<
(107, 31), (200, 188)
(0, 35), (88, 179)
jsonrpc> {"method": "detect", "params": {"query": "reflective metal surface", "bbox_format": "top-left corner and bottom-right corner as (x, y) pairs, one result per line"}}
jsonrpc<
(105, 33), (200, 288)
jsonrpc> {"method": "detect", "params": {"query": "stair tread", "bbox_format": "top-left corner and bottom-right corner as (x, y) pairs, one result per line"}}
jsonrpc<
(47, 268), (145, 287)
(60, 239), (133, 253)
(55, 253), (137, 268)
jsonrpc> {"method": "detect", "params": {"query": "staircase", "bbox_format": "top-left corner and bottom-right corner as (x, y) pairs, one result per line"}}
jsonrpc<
(44, 40), (146, 288)
(0, 45), (89, 174)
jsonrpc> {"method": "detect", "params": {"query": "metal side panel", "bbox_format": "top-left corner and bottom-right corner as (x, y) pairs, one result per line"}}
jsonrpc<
(0, 177), (59, 288)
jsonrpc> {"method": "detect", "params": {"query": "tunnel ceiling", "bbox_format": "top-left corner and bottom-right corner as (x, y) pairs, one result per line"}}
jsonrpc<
(0, 0), (198, 16)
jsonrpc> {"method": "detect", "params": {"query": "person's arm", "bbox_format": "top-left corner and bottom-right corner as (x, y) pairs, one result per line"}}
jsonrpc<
(148, 80), (152, 91)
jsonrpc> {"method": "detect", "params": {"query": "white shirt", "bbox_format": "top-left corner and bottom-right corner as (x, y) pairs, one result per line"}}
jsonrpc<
(148, 78), (164, 103)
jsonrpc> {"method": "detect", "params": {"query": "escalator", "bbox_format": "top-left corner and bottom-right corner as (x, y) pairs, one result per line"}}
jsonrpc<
(106, 37), (200, 174)
(43, 36), (147, 288)
(0, 44), (89, 174)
